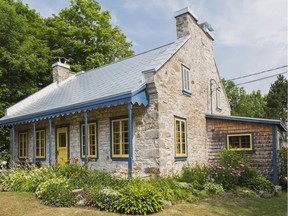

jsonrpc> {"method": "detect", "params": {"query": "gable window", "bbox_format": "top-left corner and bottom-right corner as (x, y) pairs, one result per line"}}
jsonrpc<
(226, 133), (254, 151)
(81, 123), (97, 159)
(19, 132), (28, 159)
(111, 118), (129, 158)
(182, 65), (191, 95)
(36, 130), (46, 158)
(174, 117), (187, 159)
(216, 89), (221, 109)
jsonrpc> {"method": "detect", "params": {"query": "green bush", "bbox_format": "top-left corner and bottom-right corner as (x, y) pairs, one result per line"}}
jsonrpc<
(92, 188), (118, 212)
(246, 175), (275, 193)
(35, 177), (75, 207)
(204, 183), (224, 195)
(115, 178), (164, 215)
(178, 164), (211, 186)
(279, 147), (287, 188)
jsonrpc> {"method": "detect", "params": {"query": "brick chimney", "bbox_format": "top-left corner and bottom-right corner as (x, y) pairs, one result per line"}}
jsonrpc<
(52, 58), (73, 83)
(175, 7), (214, 41)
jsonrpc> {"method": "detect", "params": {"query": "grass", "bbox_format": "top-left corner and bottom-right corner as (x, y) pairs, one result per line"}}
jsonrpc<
(0, 191), (287, 216)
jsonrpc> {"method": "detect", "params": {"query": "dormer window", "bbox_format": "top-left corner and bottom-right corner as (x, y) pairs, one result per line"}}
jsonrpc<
(182, 65), (191, 96)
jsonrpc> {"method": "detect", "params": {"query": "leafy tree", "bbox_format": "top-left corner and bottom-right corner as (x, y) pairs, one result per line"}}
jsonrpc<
(265, 74), (288, 121)
(222, 79), (267, 118)
(45, 0), (133, 72)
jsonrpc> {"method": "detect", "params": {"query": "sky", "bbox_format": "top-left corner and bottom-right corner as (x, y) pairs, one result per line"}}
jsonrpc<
(22, 0), (287, 94)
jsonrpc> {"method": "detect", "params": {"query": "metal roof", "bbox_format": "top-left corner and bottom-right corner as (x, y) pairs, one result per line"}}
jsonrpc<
(206, 114), (287, 131)
(0, 35), (190, 126)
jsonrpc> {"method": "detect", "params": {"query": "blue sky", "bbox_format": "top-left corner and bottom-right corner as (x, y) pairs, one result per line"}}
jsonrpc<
(22, 0), (287, 94)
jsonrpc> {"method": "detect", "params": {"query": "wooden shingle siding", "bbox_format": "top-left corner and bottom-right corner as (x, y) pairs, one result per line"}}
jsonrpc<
(207, 118), (275, 180)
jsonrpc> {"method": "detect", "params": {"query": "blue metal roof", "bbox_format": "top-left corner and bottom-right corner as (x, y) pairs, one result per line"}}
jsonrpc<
(0, 35), (190, 126)
(206, 114), (287, 131)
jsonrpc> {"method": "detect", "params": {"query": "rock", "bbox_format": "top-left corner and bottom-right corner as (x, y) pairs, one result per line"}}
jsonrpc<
(164, 200), (172, 206)
(76, 199), (86, 207)
(275, 185), (282, 195)
(258, 190), (265, 196)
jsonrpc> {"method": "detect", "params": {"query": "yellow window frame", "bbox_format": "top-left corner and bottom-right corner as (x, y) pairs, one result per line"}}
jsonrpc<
(174, 117), (187, 157)
(18, 132), (28, 159)
(112, 118), (129, 158)
(81, 123), (97, 158)
(227, 133), (253, 151)
(36, 130), (46, 158)
(182, 65), (191, 93)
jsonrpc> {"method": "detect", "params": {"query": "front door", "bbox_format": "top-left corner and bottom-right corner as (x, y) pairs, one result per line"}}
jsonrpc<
(57, 127), (68, 165)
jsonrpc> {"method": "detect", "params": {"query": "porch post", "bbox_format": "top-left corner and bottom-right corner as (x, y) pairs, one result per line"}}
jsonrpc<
(11, 125), (15, 168)
(49, 118), (53, 166)
(128, 102), (133, 178)
(32, 122), (36, 166)
(272, 125), (278, 185)
(84, 111), (88, 165)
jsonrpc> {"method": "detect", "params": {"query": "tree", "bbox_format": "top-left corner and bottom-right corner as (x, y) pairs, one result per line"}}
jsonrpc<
(45, 0), (133, 72)
(266, 74), (288, 121)
(222, 79), (267, 118)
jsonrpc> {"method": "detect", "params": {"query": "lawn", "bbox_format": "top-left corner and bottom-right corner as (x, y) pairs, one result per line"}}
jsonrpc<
(0, 191), (286, 216)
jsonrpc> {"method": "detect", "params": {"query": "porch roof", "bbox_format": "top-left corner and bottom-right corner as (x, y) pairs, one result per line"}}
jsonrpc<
(0, 35), (190, 126)
(206, 114), (287, 131)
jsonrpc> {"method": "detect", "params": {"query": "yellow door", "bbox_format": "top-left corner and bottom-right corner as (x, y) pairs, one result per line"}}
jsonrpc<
(57, 127), (68, 165)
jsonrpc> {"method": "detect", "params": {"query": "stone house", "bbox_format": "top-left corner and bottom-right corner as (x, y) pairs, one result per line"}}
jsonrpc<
(0, 7), (286, 183)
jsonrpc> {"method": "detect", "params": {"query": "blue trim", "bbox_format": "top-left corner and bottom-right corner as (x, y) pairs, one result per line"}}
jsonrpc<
(84, 111), (88, 165)
(131, 89), (149, 106)
(0, 93), (132, 126)
(224, 132), (255, 153)
(11, 125), (15, 168)
(35, 128), (47, 161)
(206, 114), (287, 131)
(79, 120), (99, 161)
(128, 102), (133, 178)
(49, 119), (52, 166)
(55, 125), (70, 164)
(110, 115), (129, 161)
(272, 126), (278, 185)
(32, 123), (36, 166)
(175, 157), (188, 161)
(182, 90), (192, 97)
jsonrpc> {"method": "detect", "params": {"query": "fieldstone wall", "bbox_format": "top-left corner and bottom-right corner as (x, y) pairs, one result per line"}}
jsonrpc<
(11, 100), (160, 177)
(206, 118), (279, 180)
(152, 13), (230, 175)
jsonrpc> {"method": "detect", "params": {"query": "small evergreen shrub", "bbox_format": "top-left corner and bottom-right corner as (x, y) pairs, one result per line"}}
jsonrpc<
(115, 178), (164, 215)
(36, 177), (75, 207)
(246, 175), (275, 193)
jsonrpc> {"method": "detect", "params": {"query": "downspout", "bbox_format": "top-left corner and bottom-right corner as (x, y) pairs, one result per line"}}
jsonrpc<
(128, 102), (133, 178)
(11, 125), (15, 168)
(49, 118), (53, 166)
(272, 125), (278, 185)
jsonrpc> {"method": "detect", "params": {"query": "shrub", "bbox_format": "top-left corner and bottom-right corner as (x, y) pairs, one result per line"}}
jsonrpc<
(178, 164), (211, 186)
(279, 147), (287, 188)
(36, 177), (75, 207)
(246, 175), (275, 193)
(115, 178), (164, 215)
(204, 183), (224, 195)
(92, 188), (118, 212)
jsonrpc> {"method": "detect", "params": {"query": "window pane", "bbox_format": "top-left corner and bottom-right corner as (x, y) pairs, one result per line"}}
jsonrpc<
(241, 136), (251, 148)
(229, 136), (240, 149)
(59, 133), (66, 147)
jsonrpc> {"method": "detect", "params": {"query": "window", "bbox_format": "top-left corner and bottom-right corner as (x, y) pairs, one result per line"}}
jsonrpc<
(226, 133), (253, 151)
(81, 123), (97, 158)
(216, 89), (221, 109)
(182, 65), (191, 94)
(36, 130), (46, 158)
(174, 117), (187, 158)
(19, 132), (28, 159)
(111, 118), (129, 158)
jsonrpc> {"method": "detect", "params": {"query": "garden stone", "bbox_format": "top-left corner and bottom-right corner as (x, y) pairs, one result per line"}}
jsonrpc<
(164, 200), (172, 206)
(274, 185), (282, 195)
(76, 199), (86, 207)
(258, 190), (265, 196)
